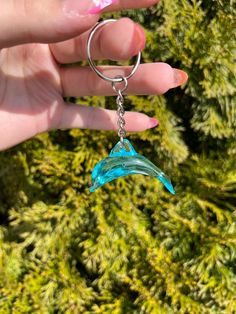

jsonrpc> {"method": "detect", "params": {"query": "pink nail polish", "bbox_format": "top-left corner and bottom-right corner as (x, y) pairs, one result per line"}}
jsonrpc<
(88, 0), (118, 14)
(173, 69), (188, 87)
(63, 0), (117, 17)
(131, 23), (146, 56)
(149, 118), (159, 128)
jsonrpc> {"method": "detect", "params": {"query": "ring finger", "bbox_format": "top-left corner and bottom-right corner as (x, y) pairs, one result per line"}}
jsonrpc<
(50, 18), (145, 64)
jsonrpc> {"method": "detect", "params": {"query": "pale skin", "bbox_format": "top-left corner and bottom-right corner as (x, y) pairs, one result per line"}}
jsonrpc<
(0, 0), (188, 151)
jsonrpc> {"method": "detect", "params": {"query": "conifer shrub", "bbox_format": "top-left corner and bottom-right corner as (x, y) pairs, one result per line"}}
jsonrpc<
(0, 1), (235, 313)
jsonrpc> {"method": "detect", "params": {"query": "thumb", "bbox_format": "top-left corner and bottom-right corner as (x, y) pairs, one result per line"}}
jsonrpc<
(0, 0), (116, 49)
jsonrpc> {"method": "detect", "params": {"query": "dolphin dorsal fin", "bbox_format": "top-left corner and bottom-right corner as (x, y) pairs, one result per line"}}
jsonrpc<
(109, 139), (137, 157)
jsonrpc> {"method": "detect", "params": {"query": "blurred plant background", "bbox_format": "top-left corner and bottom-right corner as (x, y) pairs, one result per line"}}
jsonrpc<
(0, 0), (235, 313)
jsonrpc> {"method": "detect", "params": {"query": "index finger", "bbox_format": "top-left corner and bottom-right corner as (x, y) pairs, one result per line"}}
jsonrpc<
(103, 0), (160, 12)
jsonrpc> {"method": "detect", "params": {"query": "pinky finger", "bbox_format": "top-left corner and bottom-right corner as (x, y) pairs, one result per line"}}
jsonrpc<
(55, 103), (158, 132)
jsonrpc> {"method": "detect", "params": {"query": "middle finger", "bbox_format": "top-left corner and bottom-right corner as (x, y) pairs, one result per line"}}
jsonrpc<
(60, 63), (189, 97)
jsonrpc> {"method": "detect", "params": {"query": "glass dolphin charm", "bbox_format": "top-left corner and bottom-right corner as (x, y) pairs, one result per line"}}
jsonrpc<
(90, 139), (175, 194)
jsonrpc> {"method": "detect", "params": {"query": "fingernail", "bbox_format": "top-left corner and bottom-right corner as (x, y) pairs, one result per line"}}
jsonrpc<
(88, 0), (118, 14)
(131, 23), (146, 55)
(149, 118), (159, 128)
(173, 69), (188, 87)
(63, 0), (117, 16)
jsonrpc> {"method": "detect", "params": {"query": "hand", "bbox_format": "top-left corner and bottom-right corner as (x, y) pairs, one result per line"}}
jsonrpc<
(0, 0), (188, 151)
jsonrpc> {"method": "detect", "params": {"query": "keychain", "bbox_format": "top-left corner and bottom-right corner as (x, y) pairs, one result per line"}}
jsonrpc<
(86, 19), (175, 194)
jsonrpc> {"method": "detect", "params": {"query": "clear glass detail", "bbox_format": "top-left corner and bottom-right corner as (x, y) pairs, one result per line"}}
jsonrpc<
(90, 139), (175, 194)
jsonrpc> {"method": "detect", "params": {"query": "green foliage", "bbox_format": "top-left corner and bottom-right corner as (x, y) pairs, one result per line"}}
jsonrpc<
(1, 1), (236, 313)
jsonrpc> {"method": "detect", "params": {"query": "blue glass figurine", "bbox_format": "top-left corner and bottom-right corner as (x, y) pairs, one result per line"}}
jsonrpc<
(90, 139), (175, 194)
(87, 19), (175, 194)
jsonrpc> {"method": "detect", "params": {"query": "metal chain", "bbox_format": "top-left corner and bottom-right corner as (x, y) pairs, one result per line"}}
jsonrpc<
(116, 90), (126, 144)
(112, 76), (128, 146)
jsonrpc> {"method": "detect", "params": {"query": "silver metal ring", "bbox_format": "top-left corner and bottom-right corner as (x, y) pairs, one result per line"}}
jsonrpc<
(112, 75), (128, 93)
(86, 19), (141, 83)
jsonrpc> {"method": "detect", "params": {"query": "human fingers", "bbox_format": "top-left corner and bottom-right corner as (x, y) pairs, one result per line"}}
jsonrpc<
(52, 103), (158, 132)
(102, 0), (160, 13)
(0, 0), (115, 49)
(50, 18), (145, 64)
(60, 63), (188, 96)
(0, 0), (159, 49)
